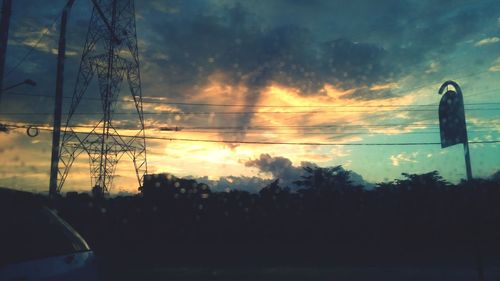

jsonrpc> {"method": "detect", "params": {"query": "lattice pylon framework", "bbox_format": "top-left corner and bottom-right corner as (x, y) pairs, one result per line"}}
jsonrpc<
(58, 0), (147, 194)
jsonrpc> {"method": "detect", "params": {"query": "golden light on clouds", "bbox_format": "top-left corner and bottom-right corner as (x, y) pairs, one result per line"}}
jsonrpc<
(0, 70), (434, 192)
(105, 75), (426, 187)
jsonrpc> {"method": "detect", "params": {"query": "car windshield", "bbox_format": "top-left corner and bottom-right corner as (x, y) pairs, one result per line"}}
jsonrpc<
(0, 0), (499, 280)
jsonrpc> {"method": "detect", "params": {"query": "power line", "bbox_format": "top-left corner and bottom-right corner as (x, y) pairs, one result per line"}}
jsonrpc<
(161, 126), (498, 131)
(1, 107), (500, 116)
(12, 126), (500, 146)
(3, 122), (500, 145)
(2, 120), (499, 131)
(3, 87), (500, 108)
(82, 122), (500, 129)
(4, 122), (499, 136)
(5, 10), (61, 77)
(154, 124), (500, 132)
(163, 130), (500, 136)
(2, 119), (499, 128)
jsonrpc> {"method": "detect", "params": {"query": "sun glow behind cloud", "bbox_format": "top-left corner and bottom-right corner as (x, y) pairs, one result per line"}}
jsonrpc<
(97, 75), (426, 188)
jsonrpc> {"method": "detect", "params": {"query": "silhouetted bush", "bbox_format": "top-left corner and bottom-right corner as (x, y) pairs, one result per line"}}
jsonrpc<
(47, 167), (500, 266)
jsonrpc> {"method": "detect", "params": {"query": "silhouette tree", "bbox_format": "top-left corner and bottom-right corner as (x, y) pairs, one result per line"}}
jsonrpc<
(140, 173), (211, 201)
(29, 170), (500, 269)
(91, 185), (105, 199)
(395, 171), (449, 193)
(295, 165), (357, 192)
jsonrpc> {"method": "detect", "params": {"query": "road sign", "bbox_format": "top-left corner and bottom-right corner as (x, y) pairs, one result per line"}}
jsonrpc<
(438, 81), (472, 180)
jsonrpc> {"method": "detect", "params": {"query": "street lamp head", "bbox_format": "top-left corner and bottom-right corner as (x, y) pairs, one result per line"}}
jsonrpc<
(24, 79), (36, 86)
(2, 79), (37, 92)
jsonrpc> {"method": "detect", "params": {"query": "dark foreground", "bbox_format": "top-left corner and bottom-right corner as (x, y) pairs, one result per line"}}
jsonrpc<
(96, 242), (500, 280)
(3, 170), (500, 280)
(102, 266), (500, 281)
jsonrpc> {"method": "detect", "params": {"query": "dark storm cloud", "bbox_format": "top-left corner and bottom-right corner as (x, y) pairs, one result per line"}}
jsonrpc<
(319, 39), (391, 89)
(244, 153), (316, 188)
(244, 153), (372, 189)
(1, 0), (96, 125)
(141, 11), (316, 92)
(4, 0), (500, 125)
(245, 153), (295, 179)
(139, 4), (323, 142)
(140, 0), (500, 100)
(142, 8), (384, 94)
(344, 88), (396, 101)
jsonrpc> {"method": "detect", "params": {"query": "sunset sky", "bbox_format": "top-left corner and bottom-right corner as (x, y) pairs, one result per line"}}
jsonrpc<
(0, 0), (499, 193)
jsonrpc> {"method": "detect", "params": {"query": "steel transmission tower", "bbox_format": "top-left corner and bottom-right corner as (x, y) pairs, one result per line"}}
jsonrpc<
(58, 0), (147, 194)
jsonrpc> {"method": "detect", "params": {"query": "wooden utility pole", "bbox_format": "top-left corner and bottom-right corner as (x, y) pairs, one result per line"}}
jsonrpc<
(0, 0), (12, 106)
(49, 0), (76, 197)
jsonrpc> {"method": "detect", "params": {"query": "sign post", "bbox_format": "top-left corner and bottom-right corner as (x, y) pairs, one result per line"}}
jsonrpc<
(439, 81), (483, 281)
(438, 80), (472, 181)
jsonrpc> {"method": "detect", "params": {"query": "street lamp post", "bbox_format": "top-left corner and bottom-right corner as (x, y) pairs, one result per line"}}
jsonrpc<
(1, 79), (36, 92)
(0, 0), (12, 106)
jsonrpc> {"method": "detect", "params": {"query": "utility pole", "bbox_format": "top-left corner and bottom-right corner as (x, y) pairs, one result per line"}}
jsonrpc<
(0, 0), (12, 106)
(49, 0), (76, 197)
